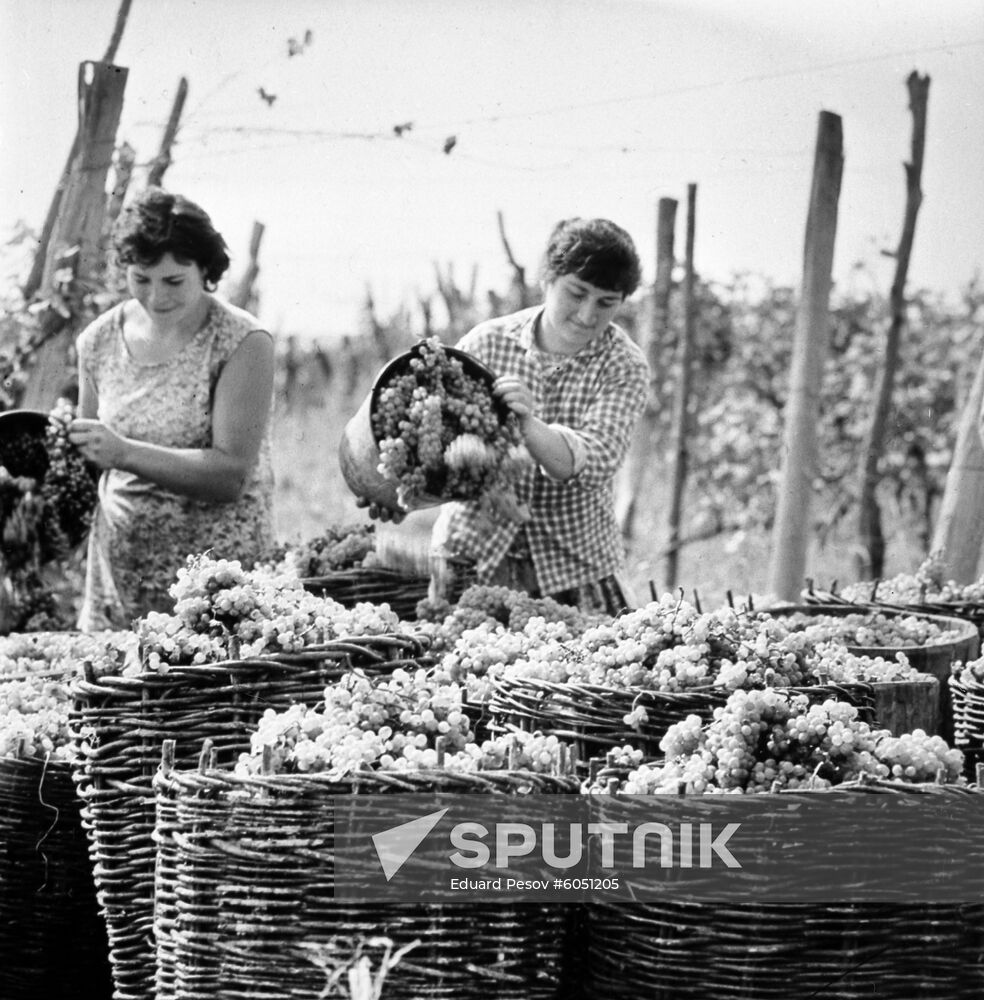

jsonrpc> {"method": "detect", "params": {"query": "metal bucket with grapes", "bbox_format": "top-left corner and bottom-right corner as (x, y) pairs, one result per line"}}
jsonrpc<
(339, 338), (528, 522)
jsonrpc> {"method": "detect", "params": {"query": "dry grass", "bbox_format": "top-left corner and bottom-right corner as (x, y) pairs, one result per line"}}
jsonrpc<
(269, 385), (924, 611)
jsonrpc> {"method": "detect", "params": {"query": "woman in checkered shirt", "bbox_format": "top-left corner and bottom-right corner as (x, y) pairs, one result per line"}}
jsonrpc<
(432, 218), (650, 617)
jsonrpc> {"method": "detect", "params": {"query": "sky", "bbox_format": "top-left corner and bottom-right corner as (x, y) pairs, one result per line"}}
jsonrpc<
(2, 0), (983, 341)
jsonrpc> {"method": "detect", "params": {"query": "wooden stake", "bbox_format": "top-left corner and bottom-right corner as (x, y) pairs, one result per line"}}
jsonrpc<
(665, 183), (698, 589)
(856, 72), (931, 580)
(619, 197), (677, 539)
(230, 220), (266, 310)
(22, 0), (132, 300)
(22, 61), (128, 411)
(768, 111), (844, 601)
(147, 76), (189, 188)
(496, 210), (531, 308)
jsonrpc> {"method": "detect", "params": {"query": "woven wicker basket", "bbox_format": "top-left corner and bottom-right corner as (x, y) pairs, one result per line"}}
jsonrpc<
(0, 755), (113, 1000)
(69, 633), (431, 1000)
(488, 676), (876, 763)
(153, 762), (579, 1000)
(951, 670), (984, 780)
(581, 780), (984, 1000)
(301, 567), (431, 620)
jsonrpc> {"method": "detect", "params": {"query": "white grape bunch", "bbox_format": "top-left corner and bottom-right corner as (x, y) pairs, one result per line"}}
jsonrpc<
(132, 552), (410, 673)
(587, 687), (964, 795)
(235, 665), (572, 778)
(837, 552), (984, 605)
(370, 337), (528, 511)
(779, 610), (968, 648)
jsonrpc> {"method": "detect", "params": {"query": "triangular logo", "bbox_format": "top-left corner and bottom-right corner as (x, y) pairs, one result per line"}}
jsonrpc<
(371, 807), (449, 881)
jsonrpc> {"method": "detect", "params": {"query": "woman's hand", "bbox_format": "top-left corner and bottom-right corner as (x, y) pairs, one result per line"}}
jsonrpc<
(493, 376), (534, 430)
(68, 418), (131, 470)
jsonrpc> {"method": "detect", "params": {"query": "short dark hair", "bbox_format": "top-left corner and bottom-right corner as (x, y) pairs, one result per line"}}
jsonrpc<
(539, 218), (642, 298)
(112, 187), (230, 289)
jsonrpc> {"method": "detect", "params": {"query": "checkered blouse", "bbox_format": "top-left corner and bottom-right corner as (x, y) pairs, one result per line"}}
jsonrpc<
(431, 306), (650, 594)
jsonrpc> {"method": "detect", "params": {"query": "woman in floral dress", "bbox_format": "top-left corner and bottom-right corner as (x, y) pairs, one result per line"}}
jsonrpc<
(69, 188), (275, 629)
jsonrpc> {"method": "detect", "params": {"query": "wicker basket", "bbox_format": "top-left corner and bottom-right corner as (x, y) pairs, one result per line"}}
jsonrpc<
(488, 676), (876, 763)
(763, 603), (980, 742)
(581, 780), (984, 1000)
(69, 633), (431, 1000)
(951, 670), (984, 780)
(301, 566), (431, 620)
(0, 755), (113, 1000)
(153, 762), (579, 1000)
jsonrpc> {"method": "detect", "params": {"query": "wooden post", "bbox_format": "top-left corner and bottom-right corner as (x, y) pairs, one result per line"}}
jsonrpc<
(21, 61), (128, 411)
(496, 210), (531, 308)
(618, 197), (677, 538)
(930, 340), (984, 581)
(104, 140), (136, 234)
(768, 111), (844, 601)
(21, 0), (132, 300)
(665, 184), (698, 589)
(147, 76), (189, 188)
(230, 220), (265, 311)
(856, 71), (931, 579)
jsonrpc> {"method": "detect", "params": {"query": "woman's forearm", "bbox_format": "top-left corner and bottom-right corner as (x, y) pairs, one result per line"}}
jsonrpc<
(521, 416), (576, 481)
(117, 439), (254, 502)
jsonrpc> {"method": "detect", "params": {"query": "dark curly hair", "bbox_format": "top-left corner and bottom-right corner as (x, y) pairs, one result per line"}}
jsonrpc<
(539, 217), (642, 298)
(112, 187), (230, 289)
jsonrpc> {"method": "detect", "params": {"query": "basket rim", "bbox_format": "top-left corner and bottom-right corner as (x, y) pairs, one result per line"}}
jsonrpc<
(760, 602), (981, 652)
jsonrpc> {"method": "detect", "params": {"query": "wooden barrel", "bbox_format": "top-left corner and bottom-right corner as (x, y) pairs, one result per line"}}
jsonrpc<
(871, 677), (940, 737)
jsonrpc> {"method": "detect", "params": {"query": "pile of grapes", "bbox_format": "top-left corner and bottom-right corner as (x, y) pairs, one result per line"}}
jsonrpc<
(0, 399), (98, 631)
(0, 630), (134, 759)
(836, 552), (984, 606)
(487, 595), (814, 692)
(236, 666), (571, 778)
(133, 553), (410, 673)
(776, 610), (968, 649)
(587, 688), (964, 795)
(370, 337), (529, 514)
(416, 590), (934, 701)
(953, 655), (984, 686)
(262, 524), (376, 577)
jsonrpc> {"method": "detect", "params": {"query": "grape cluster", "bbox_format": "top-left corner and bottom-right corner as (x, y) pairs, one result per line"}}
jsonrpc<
(0, 399), (98, 631)
(41, 397), (99, 551)
(954, 655), (984, 685)
(809, 642), (923, 683)
(587, 688), (964, 795)
(490, 595), (812, 692)
(236, 665), (573, 778)
(837, 552), (984, 605)
(420, 584), (597, 647)
(779, 610), (967, 649)
(0, 630), (134, 759)
(261, 524), (376, 577)
(132, 553), (408, 673)
(370, 337), (527, 511)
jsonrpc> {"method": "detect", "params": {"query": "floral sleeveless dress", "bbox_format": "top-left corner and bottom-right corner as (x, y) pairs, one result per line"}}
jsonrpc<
(76, 297), (275, 630)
